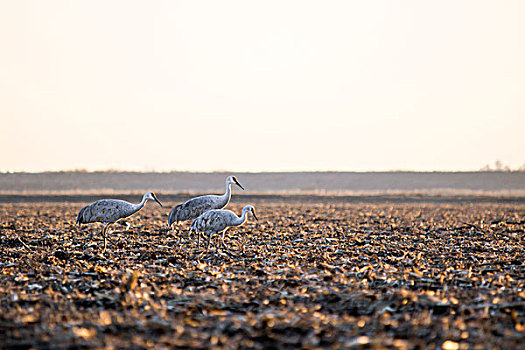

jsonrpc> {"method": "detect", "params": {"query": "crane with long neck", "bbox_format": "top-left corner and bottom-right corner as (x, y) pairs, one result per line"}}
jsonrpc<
(189, 205), (258, 256)
(76, 192), (163, 252)
(167, 175), (244, 227)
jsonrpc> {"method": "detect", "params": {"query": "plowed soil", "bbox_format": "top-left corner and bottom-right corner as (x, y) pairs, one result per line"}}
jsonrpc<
(1, 200), (524, 349)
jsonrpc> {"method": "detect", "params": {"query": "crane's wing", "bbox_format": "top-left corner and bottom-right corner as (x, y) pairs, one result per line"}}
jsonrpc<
(190, 209), (236, 233)
(168, 195), (222, 225)
(76, 199), (135, 224)
(76, 205), (89, 224)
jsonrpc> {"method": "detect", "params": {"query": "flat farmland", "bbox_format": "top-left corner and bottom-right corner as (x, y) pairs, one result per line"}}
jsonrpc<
(1, 200), (524, 349)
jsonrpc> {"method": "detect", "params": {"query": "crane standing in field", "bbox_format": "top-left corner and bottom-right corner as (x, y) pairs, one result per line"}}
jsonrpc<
(76, 192), (163, 252)
(167, 175), (244, 229)
(189, 205), (258, 256)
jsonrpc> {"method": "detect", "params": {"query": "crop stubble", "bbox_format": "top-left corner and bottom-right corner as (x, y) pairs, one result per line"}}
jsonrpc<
(1, 201), (524, 349)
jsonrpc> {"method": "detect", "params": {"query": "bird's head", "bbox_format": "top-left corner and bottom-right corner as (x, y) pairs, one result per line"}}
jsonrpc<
(145, 192), (163, 207)
(227, 175), (245, 190)
(243, 205), (258, 220)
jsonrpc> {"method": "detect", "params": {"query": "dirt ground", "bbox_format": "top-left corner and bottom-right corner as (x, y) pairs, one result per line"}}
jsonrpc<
(1, 200), (524, 349)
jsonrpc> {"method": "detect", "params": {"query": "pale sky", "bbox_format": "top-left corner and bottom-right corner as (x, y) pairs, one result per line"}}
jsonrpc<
(1, 1), (524, 172)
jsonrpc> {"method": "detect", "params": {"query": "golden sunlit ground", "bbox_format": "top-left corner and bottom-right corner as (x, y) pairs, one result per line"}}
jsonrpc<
(1, 200), (524, 349)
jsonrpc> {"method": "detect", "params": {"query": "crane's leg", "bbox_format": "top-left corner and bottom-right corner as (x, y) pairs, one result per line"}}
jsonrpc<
(197, 231), (201, 249)
(205, 232), (215, 254)
(220, 231), (237, 257)
(101, 223), (112, 253)
(101, 223), (108, 253)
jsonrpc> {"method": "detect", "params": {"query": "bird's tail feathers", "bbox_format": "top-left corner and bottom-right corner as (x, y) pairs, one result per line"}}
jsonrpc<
(189, 220), (197, 233)
(167, 205), (182, 226)
(76, 206), (87, 225)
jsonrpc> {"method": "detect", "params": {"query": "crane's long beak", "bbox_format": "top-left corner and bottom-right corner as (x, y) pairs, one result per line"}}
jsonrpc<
(252, 210), (258, 220)
(234, 178), (245, 190)
(153, 194), (163, 207)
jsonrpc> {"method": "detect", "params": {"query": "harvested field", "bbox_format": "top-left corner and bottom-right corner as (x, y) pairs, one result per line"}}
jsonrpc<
(1, 200), (524, 349)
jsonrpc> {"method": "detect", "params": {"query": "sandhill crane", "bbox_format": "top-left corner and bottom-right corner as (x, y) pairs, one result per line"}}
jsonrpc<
(189, 205), (257, 256)
(76, 192), (163, 252)
(167, 175), (244, 228)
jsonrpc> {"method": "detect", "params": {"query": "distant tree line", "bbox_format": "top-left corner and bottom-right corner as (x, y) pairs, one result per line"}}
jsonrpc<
(480, 160), (525, 172)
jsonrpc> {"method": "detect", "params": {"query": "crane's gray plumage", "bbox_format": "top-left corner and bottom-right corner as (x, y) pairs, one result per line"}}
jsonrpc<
(168, 175), (244, 227)
(76, 192), (163, 251)
(189, 205), (257, 256)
